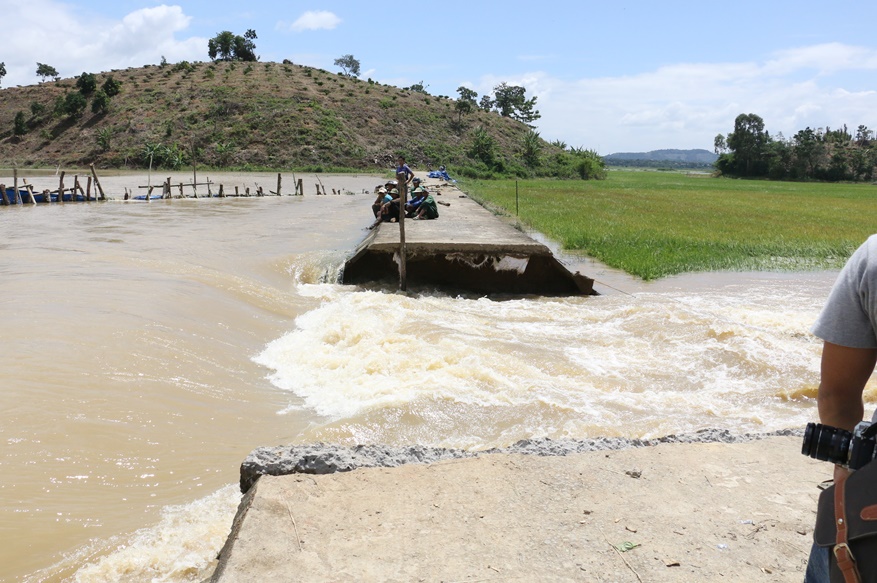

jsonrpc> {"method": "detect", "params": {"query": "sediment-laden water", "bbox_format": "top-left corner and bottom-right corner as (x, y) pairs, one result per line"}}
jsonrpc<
(0, 172), (849, 581)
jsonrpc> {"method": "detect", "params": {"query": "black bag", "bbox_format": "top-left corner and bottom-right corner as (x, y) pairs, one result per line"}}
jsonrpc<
(815, 459), (877, 582)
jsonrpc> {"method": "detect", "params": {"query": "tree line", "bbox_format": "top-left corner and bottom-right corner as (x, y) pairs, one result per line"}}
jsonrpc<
(715, 113), (877, 182)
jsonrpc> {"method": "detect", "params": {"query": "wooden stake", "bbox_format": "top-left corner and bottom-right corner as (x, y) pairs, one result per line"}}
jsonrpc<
(235, 186), (239, 196)
(276, 173), (282, 196)
(396, 169), (408, 292)
(297, 178), (303, 196)
(86, 176), (92, 201)
(58, 172), (66, 203)
(218, 184), (224, 197)
(13, 166), (21, 205)
(90, 164), (105, 200)
(22, 179), (32, 203)
(0, 184), (8, 206)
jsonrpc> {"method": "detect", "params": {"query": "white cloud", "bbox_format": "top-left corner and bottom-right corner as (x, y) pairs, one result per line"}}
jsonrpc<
(284, 10), (341, 32)
(503, 44), (877, 153)
(0, 1), (204, 86)
(764, 43), (877, 76)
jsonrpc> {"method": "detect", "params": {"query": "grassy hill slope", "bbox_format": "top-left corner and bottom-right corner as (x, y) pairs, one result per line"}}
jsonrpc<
(0, 61), (559, 174)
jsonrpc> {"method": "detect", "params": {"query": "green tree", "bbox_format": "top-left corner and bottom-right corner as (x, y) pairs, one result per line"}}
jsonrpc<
(76, 72), (97, 95)
(713, 134), (727, 155)
(478, 95), (494, 111)
(13, 111), (27, 136)
(455, 86), (478, 123)
(58, 92), (87, 118)
(208, 29), (258, 62)
(334, 54), (360, 77)
(91, 89), (110, 114)
(726, 113), (770, 177)
(855, 125), (872, 146)
(102, 76), (122, 97)
(0, 62), (6, 87)
(793, 127), (821, 177)
(492, 82), (541, 124)
(36, 63), (59, 82)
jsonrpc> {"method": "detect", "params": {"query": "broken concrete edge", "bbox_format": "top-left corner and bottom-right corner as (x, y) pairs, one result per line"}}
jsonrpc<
(238, 427), (803, 494)
(208, 480), (260, 583)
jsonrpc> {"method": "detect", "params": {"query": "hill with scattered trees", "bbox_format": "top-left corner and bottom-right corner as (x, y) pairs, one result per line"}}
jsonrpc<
(0, 60), (605, 180)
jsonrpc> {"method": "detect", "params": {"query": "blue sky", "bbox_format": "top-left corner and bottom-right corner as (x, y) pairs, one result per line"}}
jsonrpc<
(2, 0), (876, 154)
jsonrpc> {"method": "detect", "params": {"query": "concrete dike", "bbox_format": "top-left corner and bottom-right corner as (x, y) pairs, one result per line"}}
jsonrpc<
(208, 430), (821, 582)
(341, 180), (595, 295)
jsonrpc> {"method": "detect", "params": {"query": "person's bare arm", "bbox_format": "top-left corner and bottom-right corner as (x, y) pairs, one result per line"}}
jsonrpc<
(817, 341), (877, 480)
(817, 341), (876, 430)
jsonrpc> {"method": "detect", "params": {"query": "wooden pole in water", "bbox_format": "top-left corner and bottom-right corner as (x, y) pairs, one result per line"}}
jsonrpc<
(25, 184), (36, 205)
(276, 173), (282, 196)
(297, 178), (303, 195)
(58, 172), (65, 203)
(0, 184), (8, 206)
(191, 141), (198, 197)
(13, 166), (21, 204)
(90, 164), (105, 200)
(396, 169), (408, 291)
(86, 176), (92, 201)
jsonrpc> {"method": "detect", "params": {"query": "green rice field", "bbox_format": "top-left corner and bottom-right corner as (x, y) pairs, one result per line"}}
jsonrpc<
(460, 170), (877, 280)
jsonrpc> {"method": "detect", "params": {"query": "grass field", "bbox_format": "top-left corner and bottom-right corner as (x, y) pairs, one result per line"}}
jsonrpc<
(459, 170), (877, 280)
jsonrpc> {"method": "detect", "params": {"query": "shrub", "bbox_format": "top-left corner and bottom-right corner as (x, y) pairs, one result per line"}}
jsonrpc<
(13, 111), (27, 136)
(91, 89), (110, 114)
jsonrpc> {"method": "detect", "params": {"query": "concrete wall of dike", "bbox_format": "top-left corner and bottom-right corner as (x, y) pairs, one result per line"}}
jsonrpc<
(343, 179), (595, 296)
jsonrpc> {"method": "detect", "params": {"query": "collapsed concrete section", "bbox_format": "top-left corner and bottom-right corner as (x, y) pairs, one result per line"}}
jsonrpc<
(238, 429), (800, 494)
(342, 183), (595, 295)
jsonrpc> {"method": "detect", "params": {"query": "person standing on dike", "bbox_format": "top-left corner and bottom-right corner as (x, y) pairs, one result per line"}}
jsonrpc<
(396, 156), (414, 189)
(805, 234), (877, 582)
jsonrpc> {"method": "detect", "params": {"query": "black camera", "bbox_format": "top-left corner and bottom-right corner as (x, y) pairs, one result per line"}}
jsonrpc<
(801, 421), (877, 470)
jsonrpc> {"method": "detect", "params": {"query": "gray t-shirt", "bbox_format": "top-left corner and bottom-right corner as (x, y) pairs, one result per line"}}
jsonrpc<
(812, 235), (877, 349)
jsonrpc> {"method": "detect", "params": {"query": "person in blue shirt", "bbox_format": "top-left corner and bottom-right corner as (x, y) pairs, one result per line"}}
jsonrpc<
(395, 156), (414, 189)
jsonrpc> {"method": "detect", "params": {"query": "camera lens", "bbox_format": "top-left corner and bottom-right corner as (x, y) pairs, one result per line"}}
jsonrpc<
(802, 423), (853, 465)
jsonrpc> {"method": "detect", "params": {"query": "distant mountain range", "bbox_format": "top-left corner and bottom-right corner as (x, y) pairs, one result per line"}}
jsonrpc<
(604, 149), (718, 164)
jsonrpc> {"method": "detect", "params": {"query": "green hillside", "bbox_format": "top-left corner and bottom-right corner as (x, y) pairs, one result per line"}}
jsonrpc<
(0, 61), (590, 177)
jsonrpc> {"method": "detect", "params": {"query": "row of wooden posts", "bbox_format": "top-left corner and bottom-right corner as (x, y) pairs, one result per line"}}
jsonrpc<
(1, 169), (349, 205)
(0, 164), (106, 205)
(126, 173), (345, 200)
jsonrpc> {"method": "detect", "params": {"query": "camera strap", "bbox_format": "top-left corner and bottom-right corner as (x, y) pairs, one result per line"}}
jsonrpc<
(835, 473), (863, 583)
